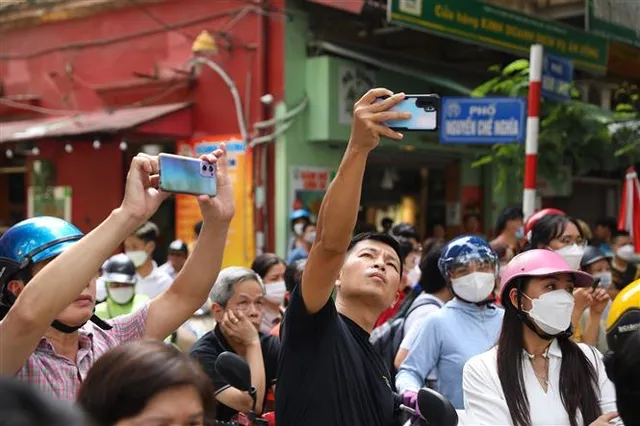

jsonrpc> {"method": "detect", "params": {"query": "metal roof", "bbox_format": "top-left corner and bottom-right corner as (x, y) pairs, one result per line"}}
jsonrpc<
(0, 102), (191, 143)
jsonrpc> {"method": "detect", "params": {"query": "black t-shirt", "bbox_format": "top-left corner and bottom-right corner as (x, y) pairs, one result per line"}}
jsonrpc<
(190, 326), (280, 421)
(275, 285), (396, 426)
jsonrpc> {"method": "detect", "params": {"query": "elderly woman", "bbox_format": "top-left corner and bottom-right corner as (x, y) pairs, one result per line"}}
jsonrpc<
(190, 266), (280, 422)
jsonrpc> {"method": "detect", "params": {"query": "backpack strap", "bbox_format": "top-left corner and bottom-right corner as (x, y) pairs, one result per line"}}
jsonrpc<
(402, 298), (442, 333)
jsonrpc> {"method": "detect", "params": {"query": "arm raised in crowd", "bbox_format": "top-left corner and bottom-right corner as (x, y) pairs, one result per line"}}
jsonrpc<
(144, 144), (235, 340)
(0, 155), (168, 375)
(301, 89), (409, 314)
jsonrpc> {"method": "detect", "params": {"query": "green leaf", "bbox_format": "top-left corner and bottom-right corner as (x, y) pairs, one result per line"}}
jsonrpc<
(502, 59), (529, 76)
(471, 156), (494, 168)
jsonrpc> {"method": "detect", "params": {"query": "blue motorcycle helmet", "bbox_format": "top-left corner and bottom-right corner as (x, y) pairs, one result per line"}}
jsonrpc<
(438, 235), (498, 304)
(438, 235), (498, 281)
(0, 216), (111, 333)
(289, 209), (311, 222)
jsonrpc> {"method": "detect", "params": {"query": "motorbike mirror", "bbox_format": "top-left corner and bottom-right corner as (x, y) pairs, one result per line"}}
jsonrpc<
(417, 387), (458, 426)
(215, 352), (252, 392)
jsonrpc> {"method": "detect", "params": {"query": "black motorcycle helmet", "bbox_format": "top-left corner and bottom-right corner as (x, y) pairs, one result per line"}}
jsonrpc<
(102, 254), (137, 284)
(580, 245), (610, 270)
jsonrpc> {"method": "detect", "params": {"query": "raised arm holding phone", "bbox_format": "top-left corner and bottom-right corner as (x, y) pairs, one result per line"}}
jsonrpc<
(276, 89), (414, 426)
(0, 146), (234, 401)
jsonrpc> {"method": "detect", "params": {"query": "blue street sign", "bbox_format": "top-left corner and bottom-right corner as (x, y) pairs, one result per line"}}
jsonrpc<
(440, 97), (526, 144)
(542, 53), (574, 102)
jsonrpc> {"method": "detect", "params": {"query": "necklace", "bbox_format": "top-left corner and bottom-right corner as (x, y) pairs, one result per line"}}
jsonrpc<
(527, 352), (549, 391)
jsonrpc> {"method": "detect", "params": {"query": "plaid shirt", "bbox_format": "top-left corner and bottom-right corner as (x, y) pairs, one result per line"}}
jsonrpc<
(15, 304), (149, 401)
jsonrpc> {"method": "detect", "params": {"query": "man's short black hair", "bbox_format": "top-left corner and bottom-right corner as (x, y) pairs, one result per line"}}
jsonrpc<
(133, 221), (159, 244)
(495, 206), (524, 234)
(348, 232), (404, 276)
(595, 217), (618, 234)
(418, 243), (446, 293)
(613, 230), (631, 242)
(381, 217), (393, 227)
(390, 223), (419, 242)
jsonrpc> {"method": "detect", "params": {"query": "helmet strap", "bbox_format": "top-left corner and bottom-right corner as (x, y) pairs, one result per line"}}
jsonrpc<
(515, 284), (573, 341)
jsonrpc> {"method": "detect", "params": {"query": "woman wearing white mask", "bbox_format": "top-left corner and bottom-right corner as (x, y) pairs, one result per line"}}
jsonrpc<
(286, 223), (316, 265)
(463, 249), (619, 426)
(251, 253), (287, 334)
(396, 236), (504, 409)
(575, 246), (613, 353)
(527, 214), (594, 338)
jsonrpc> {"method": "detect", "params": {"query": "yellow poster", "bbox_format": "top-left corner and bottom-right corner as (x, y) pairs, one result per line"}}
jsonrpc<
(175, 135), (254, 268)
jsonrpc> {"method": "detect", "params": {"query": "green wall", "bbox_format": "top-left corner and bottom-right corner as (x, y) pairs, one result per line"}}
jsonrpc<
(275, 9), (343, 256)
(275, 5), (523, 252)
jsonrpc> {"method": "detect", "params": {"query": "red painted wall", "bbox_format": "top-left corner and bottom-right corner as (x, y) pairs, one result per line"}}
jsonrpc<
(27, 140), (124, 233)
(1, 0), (284, 236)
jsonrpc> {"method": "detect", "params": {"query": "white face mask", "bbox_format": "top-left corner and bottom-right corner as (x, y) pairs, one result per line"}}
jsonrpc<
(554, 244), (584, 269)
(293, 223), (305, 236)
(305, 231), (316, 244)
(407, 265), (421, 285)
(451, 272), (495, 303)
(616, 244), (640, 263)
(125, 250), (148, 268)
(515, 226), (525, 240)
(264, 281), (287, 305)
(594, 271), (613, 289)
(260, 308), (280, 334)
(108, 286), (135, 305)
(524, 289), (575, 335)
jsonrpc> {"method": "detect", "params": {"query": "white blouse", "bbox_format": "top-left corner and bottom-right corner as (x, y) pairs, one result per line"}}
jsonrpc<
(462, 340), (621, 426)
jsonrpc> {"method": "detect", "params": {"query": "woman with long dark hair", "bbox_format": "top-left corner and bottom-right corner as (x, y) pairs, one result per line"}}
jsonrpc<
(463, 250), (619, 426)
(526, 213), (608, 342)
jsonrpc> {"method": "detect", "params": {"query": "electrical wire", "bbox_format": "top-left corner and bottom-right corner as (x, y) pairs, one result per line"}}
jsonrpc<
(0, 7), (246, 60)
(253, 95), (308, 129)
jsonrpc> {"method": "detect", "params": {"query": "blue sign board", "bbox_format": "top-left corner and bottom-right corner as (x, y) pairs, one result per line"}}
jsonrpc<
(440, 97), (526, 144)
(542, 53), (574, 102)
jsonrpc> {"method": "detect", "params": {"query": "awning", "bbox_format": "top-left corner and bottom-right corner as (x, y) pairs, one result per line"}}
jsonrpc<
(312, 41), (475, 95)
(0, 102), (192, 143)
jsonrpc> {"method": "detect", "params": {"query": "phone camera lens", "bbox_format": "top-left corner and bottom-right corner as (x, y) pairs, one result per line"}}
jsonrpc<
(202, 164), (207, 171)
(208, 165), (213, 172)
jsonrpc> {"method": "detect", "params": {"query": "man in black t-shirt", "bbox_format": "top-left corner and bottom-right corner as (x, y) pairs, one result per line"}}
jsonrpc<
(191, 266), (279, 422)
(276, 89), (411, 426)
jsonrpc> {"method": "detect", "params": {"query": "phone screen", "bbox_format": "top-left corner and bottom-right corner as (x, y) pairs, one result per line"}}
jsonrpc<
(377, 95), (440, 131)
(159, 154), (217, 197)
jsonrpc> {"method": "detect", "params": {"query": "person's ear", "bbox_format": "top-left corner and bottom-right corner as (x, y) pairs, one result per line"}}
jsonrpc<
(147, 241), (156, 254)
(211, 303), (225, 320)
(7, 280), (25, 298)
(509, 287), (519, 308)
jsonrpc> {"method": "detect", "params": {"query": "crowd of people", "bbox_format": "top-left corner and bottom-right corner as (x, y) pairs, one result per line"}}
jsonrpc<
(0, 89), (639, 426)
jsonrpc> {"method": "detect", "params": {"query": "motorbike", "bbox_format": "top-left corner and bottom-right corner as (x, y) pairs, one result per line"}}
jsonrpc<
(214, 351), (272, 426)
(214, 351), (459, 426)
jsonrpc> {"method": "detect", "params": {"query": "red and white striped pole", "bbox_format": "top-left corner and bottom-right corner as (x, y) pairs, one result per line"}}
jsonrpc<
(523, 44), (543, 219)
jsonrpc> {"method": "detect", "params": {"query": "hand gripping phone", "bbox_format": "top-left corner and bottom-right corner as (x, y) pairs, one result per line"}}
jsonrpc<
(376, 94), (441, 132)
(158, 153), (217, 197)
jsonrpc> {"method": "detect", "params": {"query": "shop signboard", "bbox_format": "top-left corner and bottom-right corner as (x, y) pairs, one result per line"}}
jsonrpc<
(440, 97), (526, 144)
(388, 0), (609, 74)
(542, 53), (573, 102)
(175, 135), (254, 268)
(289, 166), (333, 219)
(586, 0), (640, 48)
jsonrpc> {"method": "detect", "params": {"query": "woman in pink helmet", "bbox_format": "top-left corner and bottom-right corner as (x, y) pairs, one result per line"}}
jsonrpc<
(462, 250), (620, 426)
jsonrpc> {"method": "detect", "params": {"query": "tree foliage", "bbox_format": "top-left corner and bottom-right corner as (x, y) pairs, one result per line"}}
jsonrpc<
(472, 60), (639, 189)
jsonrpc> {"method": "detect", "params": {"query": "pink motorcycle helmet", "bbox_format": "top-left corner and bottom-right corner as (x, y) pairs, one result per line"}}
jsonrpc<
(524, 208), (565, 240)
(499, 249), (593, 305)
